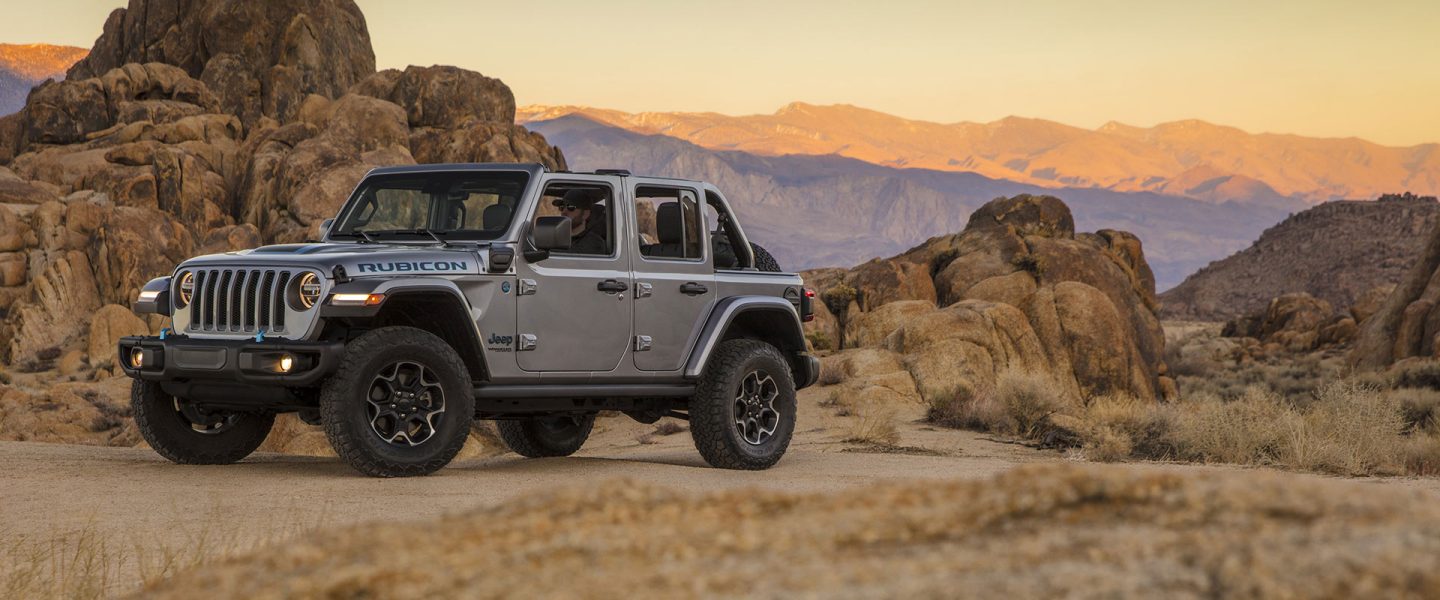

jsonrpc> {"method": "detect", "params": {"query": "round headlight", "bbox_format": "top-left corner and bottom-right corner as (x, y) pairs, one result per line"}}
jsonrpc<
(176, 271), (194, 308)
(291, 272), (322, 310)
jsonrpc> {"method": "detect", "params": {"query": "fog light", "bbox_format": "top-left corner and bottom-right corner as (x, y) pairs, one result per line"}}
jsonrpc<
(129, 347), (144, 369)
(278, 354), (294, 373)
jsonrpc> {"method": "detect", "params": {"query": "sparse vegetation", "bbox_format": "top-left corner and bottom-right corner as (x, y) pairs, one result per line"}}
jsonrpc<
(805, 330), (833, 351)
(820, 284), (857, 350)
(842, 404), (900, 447)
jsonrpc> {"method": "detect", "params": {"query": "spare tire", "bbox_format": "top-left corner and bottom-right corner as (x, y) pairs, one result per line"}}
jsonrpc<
(751, 243), (781, 272)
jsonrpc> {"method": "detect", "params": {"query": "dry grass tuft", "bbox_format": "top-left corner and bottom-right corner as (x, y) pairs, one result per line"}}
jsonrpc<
(994, 369), (1070, 437)
(842, 405), (900, 447)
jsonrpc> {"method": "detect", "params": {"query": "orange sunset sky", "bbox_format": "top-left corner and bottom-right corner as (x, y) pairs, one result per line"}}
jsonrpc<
(6, 0), (1438, 146)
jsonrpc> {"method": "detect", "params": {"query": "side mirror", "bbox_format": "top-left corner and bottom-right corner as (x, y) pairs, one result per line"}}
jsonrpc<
(533, 216), (572, 251)
(319, 218), (335, 239)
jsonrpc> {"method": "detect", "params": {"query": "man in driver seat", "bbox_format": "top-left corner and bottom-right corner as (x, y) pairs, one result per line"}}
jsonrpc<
(554, 189), (608, 255)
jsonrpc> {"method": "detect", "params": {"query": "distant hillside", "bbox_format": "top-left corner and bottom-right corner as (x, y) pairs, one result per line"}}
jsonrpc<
(1160, 194), (1440, 320)
(0, 44), (87, 115)
(520, 104), (1440, 205)
(528, 115), (1300, 289)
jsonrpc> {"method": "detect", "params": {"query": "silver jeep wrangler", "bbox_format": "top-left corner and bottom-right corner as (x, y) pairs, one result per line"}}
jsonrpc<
(120, 163), (819, 477)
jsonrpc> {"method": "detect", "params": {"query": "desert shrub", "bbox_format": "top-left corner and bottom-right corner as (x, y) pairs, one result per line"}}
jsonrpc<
(818, 356), (851, 386)
(843, 405), (900, 446)
(806, 330), (833, 352)
(994, 369), (1070, 437)
(1282, 382), (1404, 476)
(1169, 388), (1296, 465)
(1402, 434), (1440, 476)
(1079, 395), (1176, 461)
(1082, 425), (1134, 462)
(1391, 387), (1440, 434)
(926, 383), (1009, 432)
(635, 432), (659, 445)
(1392, 360), (1440, 390)
(820, 284), (858, 349)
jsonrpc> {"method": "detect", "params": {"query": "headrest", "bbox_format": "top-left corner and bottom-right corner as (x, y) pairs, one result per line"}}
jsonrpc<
(482, 203), (512, 230)
(656, 202), (683, 244)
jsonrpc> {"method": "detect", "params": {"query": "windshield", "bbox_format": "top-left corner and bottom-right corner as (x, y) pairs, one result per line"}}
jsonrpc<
(331, 171), (531, 242)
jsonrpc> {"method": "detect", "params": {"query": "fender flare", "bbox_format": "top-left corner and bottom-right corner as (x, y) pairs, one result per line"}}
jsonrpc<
(320, 278), (490, 380)
(683, 296), (807, 380)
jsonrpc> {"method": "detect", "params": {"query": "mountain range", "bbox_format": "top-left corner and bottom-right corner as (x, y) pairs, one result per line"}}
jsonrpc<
(0, 44), (87, 116)
(520, 104), (1440, 206)
(526, 114), (1298, 290)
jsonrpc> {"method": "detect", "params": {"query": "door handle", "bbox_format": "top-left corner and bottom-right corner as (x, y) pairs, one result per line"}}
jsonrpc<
(597, 279), (629, 293)
(680, 282), (708, 295)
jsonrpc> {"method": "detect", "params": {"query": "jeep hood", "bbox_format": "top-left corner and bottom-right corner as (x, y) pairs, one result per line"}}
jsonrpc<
(175, 243), (491, 276)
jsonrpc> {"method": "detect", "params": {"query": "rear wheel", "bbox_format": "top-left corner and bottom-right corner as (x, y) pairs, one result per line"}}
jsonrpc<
(320, 326), (473, 477)
(131, 380), (274, 465)
(497, 414), (596, 457)
(689, 339), (796, 469)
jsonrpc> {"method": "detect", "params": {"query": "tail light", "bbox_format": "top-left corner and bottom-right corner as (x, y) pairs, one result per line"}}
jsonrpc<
(801, 288), (815, 322)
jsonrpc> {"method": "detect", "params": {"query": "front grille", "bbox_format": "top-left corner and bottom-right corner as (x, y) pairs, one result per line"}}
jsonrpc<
(186, 268), (295, 334)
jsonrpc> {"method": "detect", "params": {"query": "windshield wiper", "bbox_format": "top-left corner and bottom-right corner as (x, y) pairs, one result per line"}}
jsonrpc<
(335, 229), (378, 243)
(418, 229), (452, 247)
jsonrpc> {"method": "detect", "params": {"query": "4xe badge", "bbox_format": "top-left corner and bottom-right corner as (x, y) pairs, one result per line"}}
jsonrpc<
(501, 281), (511, 294)
(486, 333), (514, 352)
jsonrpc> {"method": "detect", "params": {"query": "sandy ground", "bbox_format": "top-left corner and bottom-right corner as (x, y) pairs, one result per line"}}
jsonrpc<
(5, 382), (1440, 596)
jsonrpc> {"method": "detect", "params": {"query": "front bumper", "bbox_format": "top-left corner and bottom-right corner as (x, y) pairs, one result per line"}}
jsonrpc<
(118, 335), (345, 387)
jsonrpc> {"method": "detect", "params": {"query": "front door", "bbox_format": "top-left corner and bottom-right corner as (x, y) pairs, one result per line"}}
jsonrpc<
(630, 182), (716, 371)
(515, 178), (632, 372)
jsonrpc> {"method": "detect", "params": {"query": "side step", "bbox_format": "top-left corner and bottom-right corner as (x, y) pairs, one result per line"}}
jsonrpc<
(472, 384), (693, 417)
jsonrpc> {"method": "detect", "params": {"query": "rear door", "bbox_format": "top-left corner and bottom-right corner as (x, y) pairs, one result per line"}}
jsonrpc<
(630, 181), (716, 371)
(515, 176), (633, 372)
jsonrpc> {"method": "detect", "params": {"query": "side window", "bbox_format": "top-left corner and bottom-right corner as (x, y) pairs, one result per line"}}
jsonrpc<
(636, 186), (703, 260)
(706, 190), (748, 270)
(537, 183), (614, 256)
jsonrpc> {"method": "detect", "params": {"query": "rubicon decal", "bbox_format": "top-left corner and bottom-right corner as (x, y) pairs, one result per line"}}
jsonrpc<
(355, 261), (469, 273)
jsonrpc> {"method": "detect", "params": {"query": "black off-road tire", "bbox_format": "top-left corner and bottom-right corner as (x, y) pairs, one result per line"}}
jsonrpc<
(750, 243), (782, 272)
(131, 380), (274, 465)
(497, 414), (597, 458)
(690, 339), (797, 469)
(320, 326), (474, 477)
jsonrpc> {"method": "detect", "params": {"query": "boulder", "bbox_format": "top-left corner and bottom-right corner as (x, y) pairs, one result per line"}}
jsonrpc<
(70, 0), (376, 126)
(813, 194), (1168, 402)
(87, 304), (149, 368)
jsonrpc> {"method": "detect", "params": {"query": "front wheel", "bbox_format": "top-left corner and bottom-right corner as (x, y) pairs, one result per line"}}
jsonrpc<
(689, 339), (797, 469)
(131, 380), (274, 464)
(320, 326), (474, 477)
(497, 414), (596, 457)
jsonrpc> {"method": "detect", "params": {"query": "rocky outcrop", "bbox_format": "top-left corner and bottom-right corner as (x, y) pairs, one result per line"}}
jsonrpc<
(806, 194), (1171, 402)
(1352, 216), (1440, 369)
(0, 0), (565, 368)
(1221, 293), (1359, 353)
(70, 0), (375, 127)
(1162, 197), (1440, 321)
